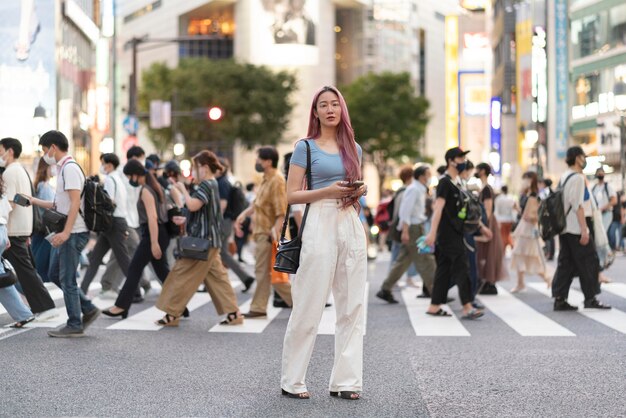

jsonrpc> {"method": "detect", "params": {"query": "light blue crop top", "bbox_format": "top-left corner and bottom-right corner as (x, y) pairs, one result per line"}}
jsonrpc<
(290, 139), (363, 190)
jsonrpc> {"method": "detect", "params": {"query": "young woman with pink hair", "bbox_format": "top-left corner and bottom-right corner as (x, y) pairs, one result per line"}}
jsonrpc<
(280, 86), (368, 400)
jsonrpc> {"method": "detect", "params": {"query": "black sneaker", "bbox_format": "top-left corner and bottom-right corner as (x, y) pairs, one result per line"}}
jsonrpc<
(554, 299), (578, 311)
(472, 301), (485, 310)
(479, 283), (498, 295)
(82, 308), (101, 330)
(48, 326), (85, 338)
(242, 277), (255, 293)
(376, 289), (398, 304)
(584, 298), (611, 310)
(416, 293), (430, 299)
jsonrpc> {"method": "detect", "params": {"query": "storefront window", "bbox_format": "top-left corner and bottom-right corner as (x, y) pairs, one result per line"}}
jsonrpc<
(609, 3), (626, 49)
(571, 11), (608, 60)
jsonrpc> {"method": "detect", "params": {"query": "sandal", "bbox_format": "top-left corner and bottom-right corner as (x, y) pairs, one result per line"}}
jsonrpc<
(282, 389), (310, 399)
(10, 316), (35, 329)
(426, 309), (451, 317)
(330, 391), (361, 400)
(155, 314), (180, 327)
(220, 312), (243, 325)
(461, 309), (484, 320)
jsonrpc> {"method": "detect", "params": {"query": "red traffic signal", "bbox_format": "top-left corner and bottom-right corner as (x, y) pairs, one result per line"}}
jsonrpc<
(208, 107), (222, 121)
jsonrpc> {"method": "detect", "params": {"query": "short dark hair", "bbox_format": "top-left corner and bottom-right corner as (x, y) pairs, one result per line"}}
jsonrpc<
(101, 153), (120, 168)
(436, 165), (446, 175)
(146, 154), (160, 167)
(0, 137), (23, 159)
(501, 185), (508, 194)
(257, 146), (279, 168)
(565, 146), (585, 167)
(476, 162), (492, 176)
(414, 165), (429, 180)
(544, 178), (553, 188)
(465, 160), (475, 171)
(126, 145), (145, 160)
(38, 130), (69, 152)
(399, 165), (414, 183)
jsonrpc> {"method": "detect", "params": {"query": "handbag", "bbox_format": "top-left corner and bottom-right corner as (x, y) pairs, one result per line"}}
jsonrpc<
(0, 258), (17, 289)
(176, 212), (210, 260)
(42, 208), (67, 234)
(273, 140), (312, 274)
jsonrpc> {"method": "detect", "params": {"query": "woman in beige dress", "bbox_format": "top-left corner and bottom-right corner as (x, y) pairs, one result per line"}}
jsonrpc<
(510, 171), (551, 293)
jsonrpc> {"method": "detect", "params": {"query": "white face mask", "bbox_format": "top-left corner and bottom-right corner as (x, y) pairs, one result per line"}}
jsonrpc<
(43, 148), (56, 165)
(49, 165), (58, 177)
(99, 166), (107, 175)
(0, 156), (6, 168)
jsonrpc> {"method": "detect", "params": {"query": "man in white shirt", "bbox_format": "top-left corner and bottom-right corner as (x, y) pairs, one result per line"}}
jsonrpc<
(592, 167), (617, 231)
(0, 137), (55, 314)
(31, 131), (100, 337)
(79, 153), (131, 295)
(552, 146), (611, 311)
(376, 166), (436, 303)
(494, 185), (518, 250)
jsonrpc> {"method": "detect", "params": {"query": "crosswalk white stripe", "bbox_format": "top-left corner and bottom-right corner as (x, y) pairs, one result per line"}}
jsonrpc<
(318, 282), (370, 335)
(401, 286), (470, 337)
(528, 283), (626, 335)
(602, 283), (626, 300)
(107, 281), (241, 331)
(477, 285), (575, 337)
(209, 296), (282, 334)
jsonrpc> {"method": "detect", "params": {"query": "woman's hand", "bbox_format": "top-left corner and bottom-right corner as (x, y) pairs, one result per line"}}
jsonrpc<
(325, 181), (355, 200)
(424, 231), (436, 247)
(151, 242), (162, 260)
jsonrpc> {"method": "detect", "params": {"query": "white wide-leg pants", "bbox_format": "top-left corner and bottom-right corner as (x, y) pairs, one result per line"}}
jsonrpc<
(281, 199), (368, 394)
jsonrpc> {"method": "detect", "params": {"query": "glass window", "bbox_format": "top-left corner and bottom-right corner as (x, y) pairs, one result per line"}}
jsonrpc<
(571, 11), (608, 60)
(609, 3), (626, 48)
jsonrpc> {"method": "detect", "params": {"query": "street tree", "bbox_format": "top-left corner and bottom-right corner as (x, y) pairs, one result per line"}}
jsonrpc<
(138, 58), (296, 154)
(341, 72), (430, 192)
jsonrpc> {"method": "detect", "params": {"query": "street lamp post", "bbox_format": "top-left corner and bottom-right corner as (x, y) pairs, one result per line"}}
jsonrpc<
(614, 81), (626, 192)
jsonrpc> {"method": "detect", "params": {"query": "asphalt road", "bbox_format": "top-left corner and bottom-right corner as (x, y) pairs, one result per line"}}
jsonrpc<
(1, 249), (625, 417)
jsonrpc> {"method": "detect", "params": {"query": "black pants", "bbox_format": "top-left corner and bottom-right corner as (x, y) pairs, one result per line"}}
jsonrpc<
(80, 217), (132, 293)
(5, 235), (55, 313)
(431, 248), (472, 306)
(115, 224), (170, 310)
(552, 220), (600, 301)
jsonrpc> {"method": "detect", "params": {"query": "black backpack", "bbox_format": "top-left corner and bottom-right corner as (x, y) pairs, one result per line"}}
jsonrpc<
(63, 162), (115, 232)
(458, 188), (483, 234)
(225, 182), (248, 220)
(538, 173), (577, 240)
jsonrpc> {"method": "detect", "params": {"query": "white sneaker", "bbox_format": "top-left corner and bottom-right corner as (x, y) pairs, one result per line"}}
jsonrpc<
(99, 290), (119, 299)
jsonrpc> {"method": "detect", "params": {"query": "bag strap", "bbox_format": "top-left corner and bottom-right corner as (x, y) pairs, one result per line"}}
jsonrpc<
(559, 172), (578, 218)
(279, 140), (312, 241)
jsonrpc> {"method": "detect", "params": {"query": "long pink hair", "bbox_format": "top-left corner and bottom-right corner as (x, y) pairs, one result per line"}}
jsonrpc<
(306, 86), (362, 183)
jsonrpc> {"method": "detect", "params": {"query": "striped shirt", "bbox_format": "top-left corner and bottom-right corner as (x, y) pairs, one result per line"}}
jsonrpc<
(186, 179), (222, 248)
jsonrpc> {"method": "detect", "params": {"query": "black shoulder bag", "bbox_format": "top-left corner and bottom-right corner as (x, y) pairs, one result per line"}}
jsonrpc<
(273, 140), (311, 274)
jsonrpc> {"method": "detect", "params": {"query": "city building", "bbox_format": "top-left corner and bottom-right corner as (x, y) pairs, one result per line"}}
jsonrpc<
(569, 0), (626, 187)
(0, 0), (107, 173)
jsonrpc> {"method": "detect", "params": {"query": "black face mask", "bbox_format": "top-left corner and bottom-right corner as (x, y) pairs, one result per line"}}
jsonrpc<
(129, 179), (140, 188)
(474, 172), (481, 179)
(596, 175), (604, 181)
(255, 163), (264, 173)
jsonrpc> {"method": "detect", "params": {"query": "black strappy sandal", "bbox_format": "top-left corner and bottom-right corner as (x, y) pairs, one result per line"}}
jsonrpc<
(155, 314), (180, 327)
(10, 316), (35, 328)
(330, 391), (361, 400)
(282, 389), (310, 399)
(426, 309), (452, 317)
(220, 312), (243, 325)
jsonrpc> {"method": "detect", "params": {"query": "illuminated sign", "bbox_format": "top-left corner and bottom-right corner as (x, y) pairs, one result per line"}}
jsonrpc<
(460, 0), (488, 11)
(463, 33), (489, 50)
(554, 0), (568, 158)
(64, 0), (100, 44)
(490, 97), (502, 174)
(464, 85), (489, 116)
(445, 15), (459, 149)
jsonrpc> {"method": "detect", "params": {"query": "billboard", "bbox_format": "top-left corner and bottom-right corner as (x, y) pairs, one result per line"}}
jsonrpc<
(0, 0), (56, 154)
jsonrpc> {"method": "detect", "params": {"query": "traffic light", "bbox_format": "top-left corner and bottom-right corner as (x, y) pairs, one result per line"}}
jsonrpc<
(192, 106), (223, 121)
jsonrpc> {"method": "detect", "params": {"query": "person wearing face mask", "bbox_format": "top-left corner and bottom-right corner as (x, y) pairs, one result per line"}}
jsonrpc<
(98, 146), (152, 301)
(475, 162), (507, 295)
(28, 131), (101, 337)
(30, 157), (55, 283)
(376, 165), (436, 304)
(234, 146), (292, 318)
(591, 168), (617, 233)
(551, 146), (611, 311)
(79, 153), (131, 295)
(102, 159), (174, 319)
(0, 137), (56, 316)
(155, 150), (243, 327)
(424, 147), (485, 319)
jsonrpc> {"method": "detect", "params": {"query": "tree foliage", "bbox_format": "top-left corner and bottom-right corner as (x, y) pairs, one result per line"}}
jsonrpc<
(138, 59), (296, 153)
(341, 72), (430, 187)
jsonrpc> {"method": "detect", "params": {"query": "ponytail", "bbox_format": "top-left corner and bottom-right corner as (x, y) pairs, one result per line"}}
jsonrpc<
(146, 171), (165, 202)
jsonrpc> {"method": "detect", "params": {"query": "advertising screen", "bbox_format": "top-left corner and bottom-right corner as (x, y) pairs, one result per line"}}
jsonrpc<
(0, 0), (56, 154)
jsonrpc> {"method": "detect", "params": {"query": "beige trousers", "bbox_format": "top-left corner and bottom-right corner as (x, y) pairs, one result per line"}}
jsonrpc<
(156, 248), (238, 317)
(250, 233), (292, 313)
(281, 199), (368, 394)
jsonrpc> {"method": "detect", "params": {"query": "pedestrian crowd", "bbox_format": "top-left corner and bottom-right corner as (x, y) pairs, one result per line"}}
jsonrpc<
(0, 85), (622, 402)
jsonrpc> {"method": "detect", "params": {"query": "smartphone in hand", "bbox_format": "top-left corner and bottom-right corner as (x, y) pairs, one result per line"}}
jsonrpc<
(13, 193), (31, 207)
(342, 180), (364, 189)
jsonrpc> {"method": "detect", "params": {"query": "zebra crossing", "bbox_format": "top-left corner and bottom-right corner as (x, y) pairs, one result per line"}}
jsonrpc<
(3, 278), (626, 339)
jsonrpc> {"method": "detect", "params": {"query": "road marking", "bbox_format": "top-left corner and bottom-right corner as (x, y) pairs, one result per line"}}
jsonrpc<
(603, 283), (626, 300)
(477, 285), (575, 336)
(528, 283), (626, 335)
(0, 328), (32, 341)
(318, 282), (370, 335)
(401, 286), (470, 337)
(209, 295), (282, 334)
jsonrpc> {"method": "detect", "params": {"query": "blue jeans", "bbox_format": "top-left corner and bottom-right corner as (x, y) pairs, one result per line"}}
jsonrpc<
(390, 240), (418, 277)
(0, 225), (33, 322)
(607, 221), (622, 251)
(49, 232), (95, 329)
